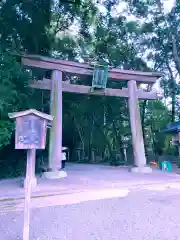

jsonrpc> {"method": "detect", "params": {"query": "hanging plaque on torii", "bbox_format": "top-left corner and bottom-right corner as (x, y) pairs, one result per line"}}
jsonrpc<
(91, 64), (109, 90)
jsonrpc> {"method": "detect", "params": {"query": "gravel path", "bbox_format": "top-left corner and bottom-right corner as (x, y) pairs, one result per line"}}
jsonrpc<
(1, 188), (180, 240)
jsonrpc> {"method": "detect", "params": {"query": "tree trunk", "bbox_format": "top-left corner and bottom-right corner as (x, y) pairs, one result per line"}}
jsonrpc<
(141, 100), (148, 159)
(141, 85), (152, 159)
(106, 103), (126, 161)
(150, 126), (158, 162)
(166, 59), (176, 122)
(171, 80), (176, 123)
(112, 120), (125, 160)
(92, 117), (116, 163)
(87, 114), (94, 162)
(172, 34), (180, 76)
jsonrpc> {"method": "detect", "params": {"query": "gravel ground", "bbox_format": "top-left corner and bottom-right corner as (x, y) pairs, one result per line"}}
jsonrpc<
(1, 188), (180, 240)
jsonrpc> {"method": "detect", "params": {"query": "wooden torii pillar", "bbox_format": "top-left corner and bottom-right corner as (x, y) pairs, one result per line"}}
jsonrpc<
(128, 80), (151, 173)
(49, 71), (63, 171)
(20, 54), (162, 176)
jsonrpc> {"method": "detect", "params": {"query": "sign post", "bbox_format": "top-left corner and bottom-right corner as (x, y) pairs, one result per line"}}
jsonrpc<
(23, 149), (35, 240)
(9, 109), (53, 240)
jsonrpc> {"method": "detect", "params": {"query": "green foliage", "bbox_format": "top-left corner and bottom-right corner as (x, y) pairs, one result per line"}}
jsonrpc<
(0, 49), (32, 149)
(0, 121), (13, 149)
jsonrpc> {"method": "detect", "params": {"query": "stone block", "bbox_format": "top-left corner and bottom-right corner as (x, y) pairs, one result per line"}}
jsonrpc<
(130, 166), (152, 173)
(42, 170), (67, 179)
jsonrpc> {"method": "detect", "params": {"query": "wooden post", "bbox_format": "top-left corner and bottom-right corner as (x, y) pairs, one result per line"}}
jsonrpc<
(24, 149), (36, 189)
(49, 70), (62, 171)
(23, 149), (35, 240)
(128, 80), (151, 173)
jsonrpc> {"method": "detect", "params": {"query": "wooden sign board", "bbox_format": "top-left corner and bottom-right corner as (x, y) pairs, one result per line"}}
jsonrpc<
(9, 109), (53, 150)
(15, 115), (47, 149)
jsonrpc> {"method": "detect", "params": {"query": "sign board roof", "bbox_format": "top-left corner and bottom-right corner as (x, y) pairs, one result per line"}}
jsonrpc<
(8, 109), (53, 121)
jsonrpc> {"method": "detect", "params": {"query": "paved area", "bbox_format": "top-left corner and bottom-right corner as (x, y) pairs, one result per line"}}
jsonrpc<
(0, 188), (130, 213)
(1, 163), (180, 200)
(1, 187), (180, 240)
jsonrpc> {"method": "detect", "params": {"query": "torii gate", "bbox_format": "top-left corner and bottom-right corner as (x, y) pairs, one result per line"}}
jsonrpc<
(20, 54), (162, 178)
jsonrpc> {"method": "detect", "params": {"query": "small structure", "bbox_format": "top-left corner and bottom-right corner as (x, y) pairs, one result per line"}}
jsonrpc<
(164, 121), (180, 169)
(9, 109), (53, 240)
(9, 109), (53, 149)
(18, 54), (162, 174)
(8, 108), (53, 186)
